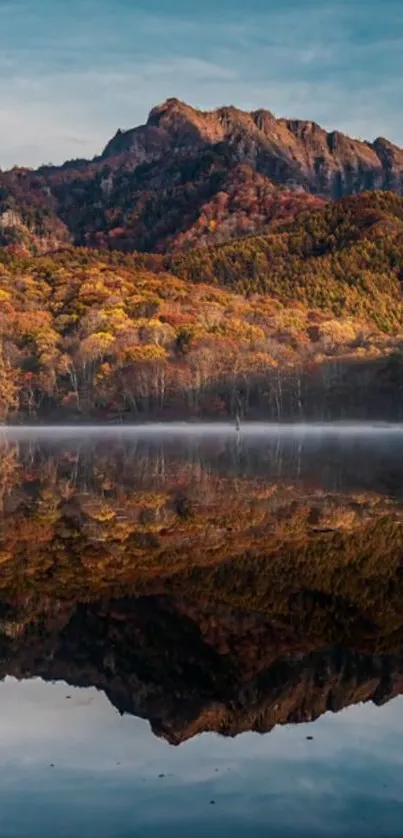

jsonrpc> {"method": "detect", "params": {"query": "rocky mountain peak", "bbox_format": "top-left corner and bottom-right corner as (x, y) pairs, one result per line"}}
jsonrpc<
(1, 97), (403, 254)
(147, 97), (193, 126)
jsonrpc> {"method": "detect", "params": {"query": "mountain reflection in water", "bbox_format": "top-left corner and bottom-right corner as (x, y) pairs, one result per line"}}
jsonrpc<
(0, 426), (403, 746)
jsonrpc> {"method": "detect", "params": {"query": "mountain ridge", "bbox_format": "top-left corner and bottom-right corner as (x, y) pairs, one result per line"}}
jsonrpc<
(1, 97), (403, 254)
(102, 97), (403, 198)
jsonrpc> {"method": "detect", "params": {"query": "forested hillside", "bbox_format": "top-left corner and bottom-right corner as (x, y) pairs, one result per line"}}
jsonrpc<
(167, 191), (403, 330)
(0, 206), (402, 422)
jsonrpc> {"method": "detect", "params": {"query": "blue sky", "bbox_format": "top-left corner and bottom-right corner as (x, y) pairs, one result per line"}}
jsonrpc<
(0, 0), (402, 167)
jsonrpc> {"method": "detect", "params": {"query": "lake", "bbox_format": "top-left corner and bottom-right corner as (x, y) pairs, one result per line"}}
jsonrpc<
(0, 424), (403, 837)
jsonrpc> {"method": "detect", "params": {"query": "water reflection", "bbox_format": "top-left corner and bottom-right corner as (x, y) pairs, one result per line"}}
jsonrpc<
(0, 428), (403, 733)
(1, 427), (403, 834)
(1, 678), (403, 838)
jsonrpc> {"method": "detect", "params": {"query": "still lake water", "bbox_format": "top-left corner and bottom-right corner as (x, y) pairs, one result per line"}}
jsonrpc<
(1, 423), (403, 836)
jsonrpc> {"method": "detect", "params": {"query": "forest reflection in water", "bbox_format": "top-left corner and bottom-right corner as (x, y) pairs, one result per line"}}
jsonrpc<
(0, 425), (403, 744)
(1, 426), (403, 835)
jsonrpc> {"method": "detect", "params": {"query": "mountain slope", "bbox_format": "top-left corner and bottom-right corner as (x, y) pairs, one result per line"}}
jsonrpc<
(1, 98), (403, 254)
(166, 191), (403, 330)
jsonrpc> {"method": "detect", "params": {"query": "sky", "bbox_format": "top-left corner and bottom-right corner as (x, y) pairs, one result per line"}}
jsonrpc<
(0, 0), (402, 168)
(0, 678), (403, 836)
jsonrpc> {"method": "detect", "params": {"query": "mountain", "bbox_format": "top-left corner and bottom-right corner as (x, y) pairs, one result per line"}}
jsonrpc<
(1, 98), (403, 254)
(103, 98), (403, 197)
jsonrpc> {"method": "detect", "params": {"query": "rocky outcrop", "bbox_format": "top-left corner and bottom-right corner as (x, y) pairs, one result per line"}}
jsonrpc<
(102, 98), (403, 198)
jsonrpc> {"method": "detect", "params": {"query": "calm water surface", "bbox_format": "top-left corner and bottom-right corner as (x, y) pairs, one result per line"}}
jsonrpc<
(0, 424), (403, 837)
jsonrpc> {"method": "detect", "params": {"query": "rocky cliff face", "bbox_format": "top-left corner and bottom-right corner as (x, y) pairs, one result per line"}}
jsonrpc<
(102, 98), (403, 198)
(1, 98), (403, 254)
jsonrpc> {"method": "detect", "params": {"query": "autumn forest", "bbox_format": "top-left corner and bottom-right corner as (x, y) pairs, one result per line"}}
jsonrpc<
(0, 190), (402, 421)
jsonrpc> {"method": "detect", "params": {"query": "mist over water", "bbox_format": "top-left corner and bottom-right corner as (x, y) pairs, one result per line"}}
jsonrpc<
(4, 420), (403, 437)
